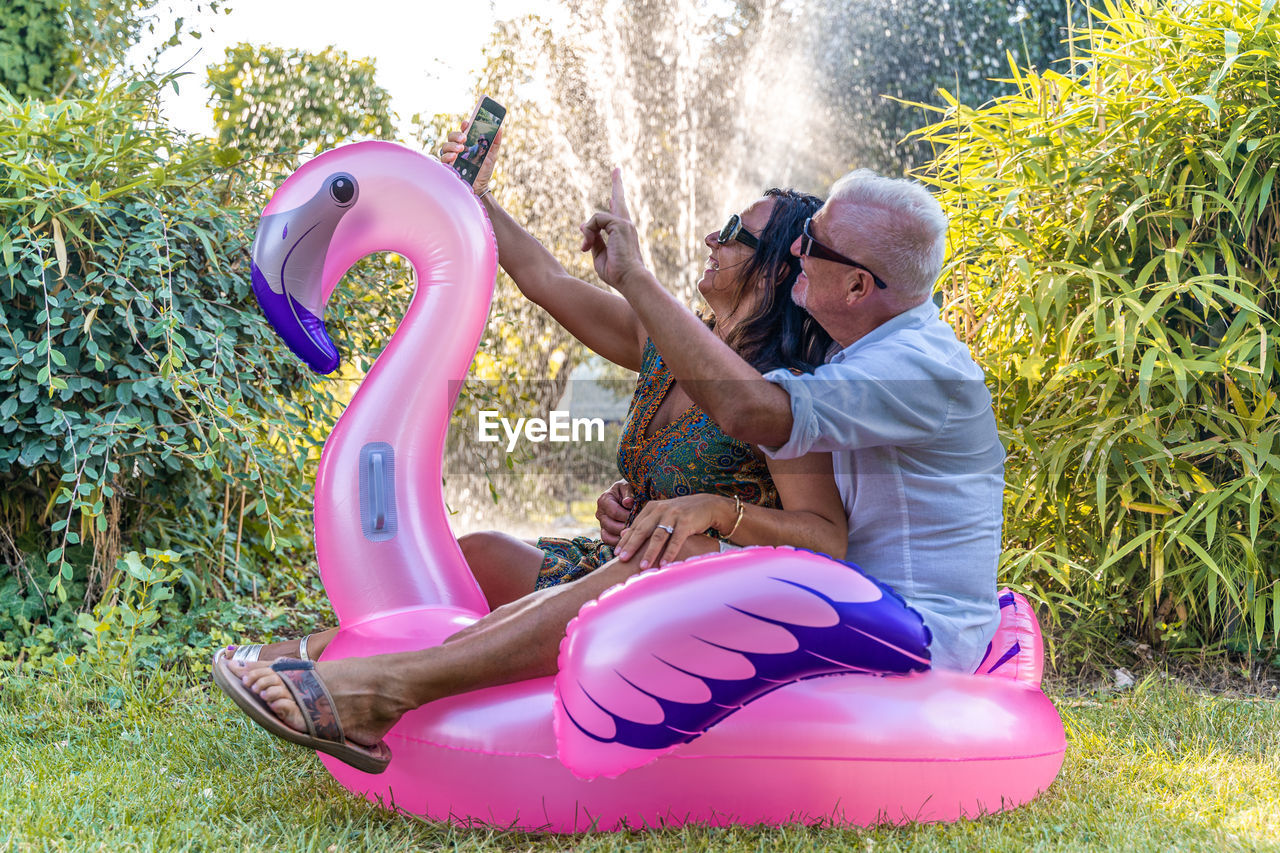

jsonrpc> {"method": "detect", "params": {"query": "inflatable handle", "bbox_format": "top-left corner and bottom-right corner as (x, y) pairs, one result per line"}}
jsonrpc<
(552, 547), (931, 780)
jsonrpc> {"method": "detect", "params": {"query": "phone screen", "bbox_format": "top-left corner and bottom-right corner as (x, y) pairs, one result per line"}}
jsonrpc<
(453, 96), (506, 185)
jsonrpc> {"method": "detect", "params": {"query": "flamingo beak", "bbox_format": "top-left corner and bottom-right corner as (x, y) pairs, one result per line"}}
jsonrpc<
(250, 172), (359, 375)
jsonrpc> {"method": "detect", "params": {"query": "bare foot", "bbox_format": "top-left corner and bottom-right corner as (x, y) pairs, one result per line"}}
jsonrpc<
(228, 657), (410, 748)
(227, 627), (338, 662)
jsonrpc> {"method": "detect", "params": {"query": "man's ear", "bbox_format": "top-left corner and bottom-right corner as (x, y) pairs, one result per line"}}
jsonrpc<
(844, 268), (870, 304)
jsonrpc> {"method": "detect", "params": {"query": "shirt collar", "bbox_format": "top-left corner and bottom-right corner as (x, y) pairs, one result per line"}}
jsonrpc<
(830, 297), (939, 364)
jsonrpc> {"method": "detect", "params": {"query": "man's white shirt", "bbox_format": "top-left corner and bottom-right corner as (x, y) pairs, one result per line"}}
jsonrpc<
(763, 298), (1005, 672)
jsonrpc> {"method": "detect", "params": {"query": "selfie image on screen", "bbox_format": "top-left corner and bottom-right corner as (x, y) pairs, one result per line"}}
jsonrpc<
(459, 107), (501, 170)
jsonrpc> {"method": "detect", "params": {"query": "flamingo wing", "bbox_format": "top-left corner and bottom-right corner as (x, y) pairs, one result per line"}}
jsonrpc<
(553, 547), (931, 779)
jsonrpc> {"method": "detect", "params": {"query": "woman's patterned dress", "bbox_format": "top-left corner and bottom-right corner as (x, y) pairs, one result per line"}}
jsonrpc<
(536, 340), (779, 587)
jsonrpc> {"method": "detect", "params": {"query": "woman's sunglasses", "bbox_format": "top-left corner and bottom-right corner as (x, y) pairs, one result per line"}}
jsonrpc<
(799, 218), (888, 289)
(717, 213), (759, 250)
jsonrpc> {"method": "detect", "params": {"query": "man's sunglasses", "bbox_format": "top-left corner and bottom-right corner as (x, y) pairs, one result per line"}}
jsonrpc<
(717, 213), (759, 250)
(800, 217), (888, 289)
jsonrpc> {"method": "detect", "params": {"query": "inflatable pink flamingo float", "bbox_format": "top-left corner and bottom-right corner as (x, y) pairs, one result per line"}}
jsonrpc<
(246, 140), (1065, 831)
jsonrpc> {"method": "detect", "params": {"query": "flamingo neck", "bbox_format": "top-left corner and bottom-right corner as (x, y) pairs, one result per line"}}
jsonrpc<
(311, 151), (497, 624)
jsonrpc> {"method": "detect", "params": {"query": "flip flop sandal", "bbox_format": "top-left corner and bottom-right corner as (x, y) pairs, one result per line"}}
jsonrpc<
(223, 633), (315, 664)
(212, 650), (392, 774)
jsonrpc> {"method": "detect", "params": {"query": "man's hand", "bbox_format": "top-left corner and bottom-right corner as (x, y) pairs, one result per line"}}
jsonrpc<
(595, 479), (634, 546)
(438, 120), (501, 195)
(579, 169), (650, 290)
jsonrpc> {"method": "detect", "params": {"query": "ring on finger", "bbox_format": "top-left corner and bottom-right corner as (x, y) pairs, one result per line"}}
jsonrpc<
(656, 523), (675, 534)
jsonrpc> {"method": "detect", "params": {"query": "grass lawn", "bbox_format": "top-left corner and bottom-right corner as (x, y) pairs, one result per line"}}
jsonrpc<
(2, 667), (1278, 852)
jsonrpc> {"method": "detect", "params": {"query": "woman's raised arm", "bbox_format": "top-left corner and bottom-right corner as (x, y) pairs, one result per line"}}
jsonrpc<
(440, 127), (646, 371)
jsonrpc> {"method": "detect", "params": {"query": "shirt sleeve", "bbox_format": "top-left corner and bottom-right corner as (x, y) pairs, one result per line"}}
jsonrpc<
(760, 357), (958, 459)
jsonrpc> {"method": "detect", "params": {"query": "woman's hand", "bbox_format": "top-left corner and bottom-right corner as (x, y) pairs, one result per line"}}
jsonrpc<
(438, 120), (501, 196)
(595, 479), (635, 546)
(615, 493), (736, 569)
(580, 169), (650, 290)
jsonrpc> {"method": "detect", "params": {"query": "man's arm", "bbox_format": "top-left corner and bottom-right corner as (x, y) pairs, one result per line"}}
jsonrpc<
(623, 269), (794, 446)
(579, 170), (795, 446)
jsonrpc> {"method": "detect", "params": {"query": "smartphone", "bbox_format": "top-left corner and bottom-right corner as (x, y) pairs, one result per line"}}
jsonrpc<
(452, 95), (506, 185)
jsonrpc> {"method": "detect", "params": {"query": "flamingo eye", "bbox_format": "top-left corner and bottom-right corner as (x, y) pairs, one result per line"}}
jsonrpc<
(330, 175), (356, 205)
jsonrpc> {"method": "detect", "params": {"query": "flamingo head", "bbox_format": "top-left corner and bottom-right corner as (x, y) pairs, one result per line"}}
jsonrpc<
(249, 140), (495, 380)
(250, 169), (360, 374)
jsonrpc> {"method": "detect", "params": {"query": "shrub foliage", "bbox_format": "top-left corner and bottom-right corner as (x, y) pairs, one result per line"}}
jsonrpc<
(0, 77), (333, 634)
(0, 0), (209, 100)
(918, 0), (1280, 650)
(207, 43), (394, 163)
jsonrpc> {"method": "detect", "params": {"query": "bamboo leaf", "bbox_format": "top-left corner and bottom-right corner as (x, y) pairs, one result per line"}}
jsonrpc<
(1207, 559), (1219, 622)
(1152, 535), (1165, 605)
(1258, 165), (1276, 220)
(1189, 94), (1220, 123)
(1273, 584), (1279, 643)
(51, 218), (67, 280)
(1254, 595), (1266, 647)
(1206, 30), (1241, 96)
(1249, 477), (1265, 544)
(1223, 374), (1249, 419)
(1260, 0), (1278, 33)
(1138, 347), (1158, 408)
(1123, 501), (1174, 516)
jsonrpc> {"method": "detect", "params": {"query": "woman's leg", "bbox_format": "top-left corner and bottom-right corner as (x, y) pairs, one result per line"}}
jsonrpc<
(228, 531), (547, 660)
(458, 531), (547, 610)
(232, 551), (650, 748)
(226, 627), (340, 664)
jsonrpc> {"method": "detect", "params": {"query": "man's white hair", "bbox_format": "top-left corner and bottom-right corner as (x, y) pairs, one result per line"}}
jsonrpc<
(825, 169), (947, 309)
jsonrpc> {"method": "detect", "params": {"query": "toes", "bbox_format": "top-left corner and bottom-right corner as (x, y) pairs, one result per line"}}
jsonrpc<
(233, 665), (307, 733)
(229, 660), (256, 681)
(247, 671), (281, 694)
(267, 698), (306, 731)
(257, 683), (292, 705)
(239, 662), (273, 683)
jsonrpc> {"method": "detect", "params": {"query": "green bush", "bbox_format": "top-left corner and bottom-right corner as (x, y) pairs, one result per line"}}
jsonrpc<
(0, 0), (203, 101)
(0, 76), (336, 641)
(916, 0), (1279, 654)
(207, 42), (394, 163)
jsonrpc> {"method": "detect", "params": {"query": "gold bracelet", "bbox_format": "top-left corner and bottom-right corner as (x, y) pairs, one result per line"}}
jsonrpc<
(722, 495), (744, 541)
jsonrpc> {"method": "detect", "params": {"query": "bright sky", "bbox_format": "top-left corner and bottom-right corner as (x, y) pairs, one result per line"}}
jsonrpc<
(143, 0), (561, 135)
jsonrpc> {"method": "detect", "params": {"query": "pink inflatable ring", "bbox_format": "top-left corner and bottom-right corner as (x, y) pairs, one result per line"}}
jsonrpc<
(249, 141), (1066, 830)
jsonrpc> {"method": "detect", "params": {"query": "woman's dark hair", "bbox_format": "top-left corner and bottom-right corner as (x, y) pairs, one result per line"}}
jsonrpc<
(713, 188), (834, 374)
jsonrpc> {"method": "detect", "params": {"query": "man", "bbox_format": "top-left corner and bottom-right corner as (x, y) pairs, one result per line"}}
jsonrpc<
(586, 167), (1003, 673)
(221, 168), (1001, 771)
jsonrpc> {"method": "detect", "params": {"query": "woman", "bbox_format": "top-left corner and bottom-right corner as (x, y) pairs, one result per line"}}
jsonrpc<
(223, 125), (846, 664)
